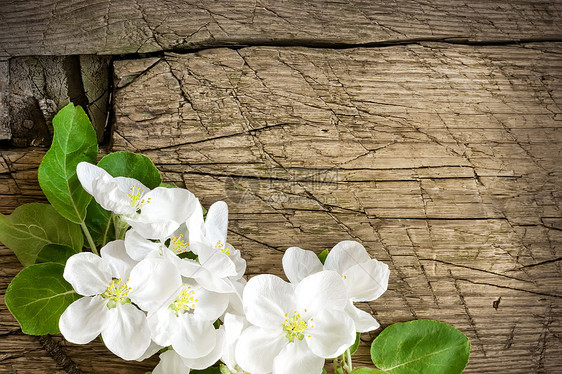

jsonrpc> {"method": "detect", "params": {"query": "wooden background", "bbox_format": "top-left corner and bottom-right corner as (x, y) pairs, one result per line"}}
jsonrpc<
(1, 1), (562, 373)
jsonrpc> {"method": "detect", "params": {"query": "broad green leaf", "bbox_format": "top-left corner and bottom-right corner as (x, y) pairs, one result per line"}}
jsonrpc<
(5, 263), (79, 335)
(371, 319), (470, 374)
(36, 244), (76, 265)
(97, 151), (162, 189)
(38, 103), (98, 223)
(318, 248), (329, 264)
(84, 199), (114, 247)
(322, 369), (328, 374)
(159, 182), (177, 188)
(350, 332), (361, 355)
(0, 203), (83, 266)
(352, 369), (384, 374)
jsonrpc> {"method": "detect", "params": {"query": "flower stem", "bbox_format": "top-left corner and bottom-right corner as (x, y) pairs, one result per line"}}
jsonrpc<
(80, 221), (98, 256)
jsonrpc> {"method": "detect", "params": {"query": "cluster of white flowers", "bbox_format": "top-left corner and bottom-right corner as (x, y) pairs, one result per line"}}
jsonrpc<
(59, 162), (390, 374)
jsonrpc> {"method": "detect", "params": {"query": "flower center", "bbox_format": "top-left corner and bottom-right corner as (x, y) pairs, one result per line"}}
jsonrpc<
(127, 185), (151, 209)
(215, 240), (231, 255)
(282, 311), (313, 342)
(169, 234), (189, 254)
(101, 278), (131, 307)
(169, 286), (198, 315)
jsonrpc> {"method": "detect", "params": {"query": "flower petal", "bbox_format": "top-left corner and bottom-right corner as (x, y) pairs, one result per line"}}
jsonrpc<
(101, 303), (151, 360)
(113, 177), (149, 198)
(222, 313), (247, 369)
(91, 175), (135, 215)
(193, 288), (229, 322)
(132, 187), (199, 239)
(345, 302), (380, 333)
(153, 350), (191, 374)
(344, 259), (390, 302)
(272, 340), (324, 374)
(76, 162), (110, 195)
(243, 274), (295, 328)
(235, 326), (286, 374)
(147, 308), (176, 347)
(186, 200), (205, 252)
(229, 247), (247, 280)
(135, 340), (164, 362)
(63, 252), (114, 296)
(295, 271), (347, 316)
(128, 258), (182, 313)
(59, 295), (109, 344)
(100, 240), (137, 279)
(182, 327), (225, 369)
(305, 309), (356, 358)
(324, 240), (371, 274)
(124, 229), (161, 261)
(171, 315), (216, 359)
(282, 247), (323, 284)
(125, 218), (181, 241)
(197, 243), (236, 278)
(205, 201), (228, 247)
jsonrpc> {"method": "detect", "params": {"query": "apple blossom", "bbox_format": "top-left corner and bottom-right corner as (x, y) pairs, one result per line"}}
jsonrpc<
(282, 240), (390, 332)
(235, 271), (355, 374)
(59, 240), (182, 360)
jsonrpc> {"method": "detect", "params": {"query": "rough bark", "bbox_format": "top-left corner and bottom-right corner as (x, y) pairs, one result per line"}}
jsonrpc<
(1, 0), (562, 57)
(1, 56), (110, 146)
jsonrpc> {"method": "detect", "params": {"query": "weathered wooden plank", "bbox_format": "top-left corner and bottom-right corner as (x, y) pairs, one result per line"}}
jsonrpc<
(109, 44), (562, 372)
(1, 0), (562, 57)
(1, 42), (561, 372)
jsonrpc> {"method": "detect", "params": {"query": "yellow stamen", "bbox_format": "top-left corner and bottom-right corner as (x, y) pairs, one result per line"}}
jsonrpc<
(282, 311), (311, 342)
(101, 278), (131, 304)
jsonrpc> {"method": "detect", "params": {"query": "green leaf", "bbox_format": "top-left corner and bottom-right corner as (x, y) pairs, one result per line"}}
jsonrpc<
(5, 263), (79, 335)
(38, 103), (98, 223)
(371, 319), (470, 374)
(350, 332), (361, 355)
(352, 369), (384, 374)
(36, 244), (76, 265)
(84, 199), (114, 247)
(97, 151), (162, 189)
(318, 248), (329, 264)
(160, 182), (177, 188)
(322, 370), (328, 374)
(0, 203), (83, 266)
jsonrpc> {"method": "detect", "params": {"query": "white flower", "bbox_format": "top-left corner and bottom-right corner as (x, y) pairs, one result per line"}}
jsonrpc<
(282, 240), (390, 333)
(59, 240), (182, 360)
(77, 161), (200, 239)
(148, 281), (229, 360)
(188, 201), (246, 293)
(76, 161), (151, 216)
(235, 272), (355, 374)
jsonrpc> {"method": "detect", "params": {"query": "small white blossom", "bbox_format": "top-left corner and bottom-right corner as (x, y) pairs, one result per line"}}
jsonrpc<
(59, 240), (182, 360)
(282, 240), (390, 332)
(235, 271), (355, 374)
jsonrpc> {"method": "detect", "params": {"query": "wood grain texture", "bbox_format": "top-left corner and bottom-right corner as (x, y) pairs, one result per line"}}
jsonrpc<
(110, 44), (562, 372)
(0, 43), (561, 373)
(1, 0), (562, 57)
